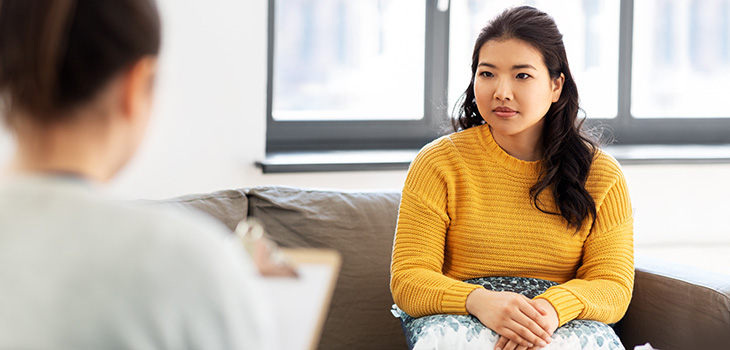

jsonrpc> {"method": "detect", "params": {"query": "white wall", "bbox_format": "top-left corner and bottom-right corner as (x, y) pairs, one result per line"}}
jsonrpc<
(623, 164), (730, 246)
(102, 0), (409, 200)
(1, 1), (728, 253)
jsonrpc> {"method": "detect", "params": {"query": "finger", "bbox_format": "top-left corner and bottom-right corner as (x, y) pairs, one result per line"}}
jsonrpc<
(519, 301), (554, 337)
(528, 299), (548, 316)
(497, 325), (535, 349)
(495, 336), (509, 350)
(504, 319), (548, 348)
(527, 300), (555, 333)
(503, 340), (519, 350)
(505, 339), (530, 350)
(513, 302), (552, 342)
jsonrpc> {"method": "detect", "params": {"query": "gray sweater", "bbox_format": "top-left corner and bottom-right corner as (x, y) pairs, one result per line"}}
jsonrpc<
(0, 175), (276, 349)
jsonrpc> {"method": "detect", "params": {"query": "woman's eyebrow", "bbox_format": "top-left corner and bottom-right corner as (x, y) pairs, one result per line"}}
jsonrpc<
(512, 64), (537, 70)
(477, 62), (537, 70)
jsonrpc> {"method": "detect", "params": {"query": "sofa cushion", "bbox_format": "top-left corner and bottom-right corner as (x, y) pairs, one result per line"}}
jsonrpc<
(153, 189), (248, 232)
(246, 186), (405, 350)
(617, 254), (730, 349)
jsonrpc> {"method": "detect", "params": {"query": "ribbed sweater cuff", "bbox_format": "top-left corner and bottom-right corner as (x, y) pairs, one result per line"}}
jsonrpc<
(442, 283), (483, 315)
(536, 288), (583, 326)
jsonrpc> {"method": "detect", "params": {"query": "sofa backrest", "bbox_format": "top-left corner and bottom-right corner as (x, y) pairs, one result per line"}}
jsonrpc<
(148, 186), (730, 350)
(246, 186), (405, 350)
(151, 188), (249, 232)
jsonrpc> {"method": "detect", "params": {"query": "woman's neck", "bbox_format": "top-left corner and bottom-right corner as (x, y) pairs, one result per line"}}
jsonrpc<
(489, 126), (543, 161)
(10, 122), (115, 182)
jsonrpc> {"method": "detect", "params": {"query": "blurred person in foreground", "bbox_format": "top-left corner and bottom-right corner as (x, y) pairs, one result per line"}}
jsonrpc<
(0, 0), (277, 349)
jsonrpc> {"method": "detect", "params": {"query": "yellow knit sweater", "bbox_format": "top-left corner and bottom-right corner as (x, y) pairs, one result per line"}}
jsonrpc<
(390, 125), (634, 326)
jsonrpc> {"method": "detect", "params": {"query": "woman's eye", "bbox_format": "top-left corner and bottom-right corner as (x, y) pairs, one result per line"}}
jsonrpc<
(516, 73), (531, 79)
(480, 71), (494, 78)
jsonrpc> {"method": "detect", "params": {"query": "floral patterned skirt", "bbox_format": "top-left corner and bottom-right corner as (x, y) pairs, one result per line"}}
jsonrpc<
(392, 277), (624, 350)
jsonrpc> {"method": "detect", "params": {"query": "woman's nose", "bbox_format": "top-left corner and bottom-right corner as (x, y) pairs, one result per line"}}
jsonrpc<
(493, 79), (513, 101)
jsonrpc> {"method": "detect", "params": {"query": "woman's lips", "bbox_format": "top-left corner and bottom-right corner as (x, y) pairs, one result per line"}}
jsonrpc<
(493, 106), (517, 118)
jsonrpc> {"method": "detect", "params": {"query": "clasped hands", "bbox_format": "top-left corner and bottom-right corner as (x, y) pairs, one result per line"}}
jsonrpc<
(465, 288), (559, 350)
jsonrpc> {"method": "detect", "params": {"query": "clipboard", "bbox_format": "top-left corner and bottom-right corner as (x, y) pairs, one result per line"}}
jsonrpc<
(260, 248), (341, 350)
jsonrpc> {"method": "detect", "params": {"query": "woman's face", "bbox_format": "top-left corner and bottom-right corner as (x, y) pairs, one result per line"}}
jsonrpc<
(473, 38), (563, 147)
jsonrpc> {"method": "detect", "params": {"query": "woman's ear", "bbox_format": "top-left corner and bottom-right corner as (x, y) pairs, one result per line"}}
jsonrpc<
(103, 56), (157, 180)
(551, 73), (565, 103)
(120, 56), (158, 123)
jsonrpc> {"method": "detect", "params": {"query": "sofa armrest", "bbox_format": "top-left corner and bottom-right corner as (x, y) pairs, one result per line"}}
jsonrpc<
(617, 254), (730, 350)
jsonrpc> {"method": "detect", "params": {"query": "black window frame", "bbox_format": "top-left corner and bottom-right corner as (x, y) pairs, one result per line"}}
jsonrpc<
(265, 0), (448, 153)
(590, 0), (730, 144)
(265, 0), (730, 157)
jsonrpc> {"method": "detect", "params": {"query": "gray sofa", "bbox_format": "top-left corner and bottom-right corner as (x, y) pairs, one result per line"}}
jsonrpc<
(158, 185), (730, 350)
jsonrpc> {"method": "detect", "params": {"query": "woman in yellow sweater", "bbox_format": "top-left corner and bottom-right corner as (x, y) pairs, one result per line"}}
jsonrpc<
(390, 6), (633, 350)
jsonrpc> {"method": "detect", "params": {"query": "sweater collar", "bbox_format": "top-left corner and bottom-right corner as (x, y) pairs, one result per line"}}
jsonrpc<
(474, 124), (542, 177)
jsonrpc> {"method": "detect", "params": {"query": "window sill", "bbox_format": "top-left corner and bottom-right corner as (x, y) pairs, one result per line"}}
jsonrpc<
(604, 144), (730, 164)
(257, 150), (419, 173)
(258, 144), (730, 173)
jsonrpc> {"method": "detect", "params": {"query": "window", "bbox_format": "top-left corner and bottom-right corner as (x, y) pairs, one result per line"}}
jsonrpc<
(266, 0), (446, 153)
(265, 0), (730, 170)
(632, 0), (730, 119)
(272, 1), (425, 121)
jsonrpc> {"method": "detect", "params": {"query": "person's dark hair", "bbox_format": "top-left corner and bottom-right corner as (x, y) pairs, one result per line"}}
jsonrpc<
(0, 0), (161, 126)
(452, 6), (598, 231)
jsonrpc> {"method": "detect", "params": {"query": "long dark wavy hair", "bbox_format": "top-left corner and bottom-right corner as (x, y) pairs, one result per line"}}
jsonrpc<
(452, 6), (598, 231)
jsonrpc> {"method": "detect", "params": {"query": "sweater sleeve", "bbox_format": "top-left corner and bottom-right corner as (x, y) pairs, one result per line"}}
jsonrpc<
(535, 171), (634, 326)
(390, 140), (482, 318)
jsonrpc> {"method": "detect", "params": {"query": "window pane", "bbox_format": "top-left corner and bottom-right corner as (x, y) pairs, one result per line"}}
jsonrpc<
(272, 0), (425, 121)
(449, 0), (620, 119)
(632, 0), (730, 118)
